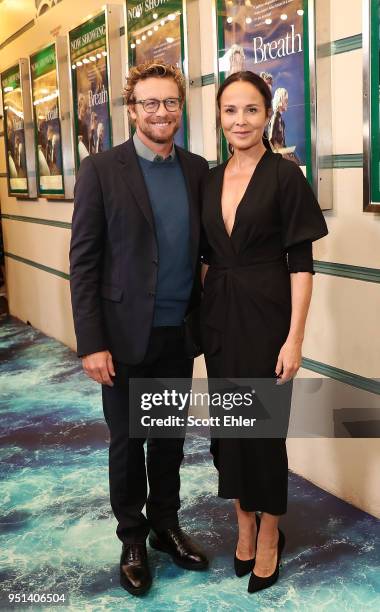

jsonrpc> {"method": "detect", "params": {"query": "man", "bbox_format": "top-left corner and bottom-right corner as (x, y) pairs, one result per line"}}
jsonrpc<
(69, 61), (209, 596)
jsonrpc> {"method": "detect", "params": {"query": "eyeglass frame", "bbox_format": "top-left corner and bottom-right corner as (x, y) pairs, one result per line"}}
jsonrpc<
(132, 97), (183, 113)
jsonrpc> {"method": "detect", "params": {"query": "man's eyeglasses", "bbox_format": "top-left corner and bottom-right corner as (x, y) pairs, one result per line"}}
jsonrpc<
(133, 97), (182, 113)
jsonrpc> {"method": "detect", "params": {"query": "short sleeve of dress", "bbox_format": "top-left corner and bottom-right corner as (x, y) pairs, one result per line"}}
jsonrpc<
(277, 157), (328, 250)
(287, 240), (315, 275)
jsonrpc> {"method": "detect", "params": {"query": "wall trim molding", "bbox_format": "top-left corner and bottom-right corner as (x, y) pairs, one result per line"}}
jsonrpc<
(0, 154), (363, 174)
(319, 154), (363, 169)
(330, 33), (362, 55)
(301, 357), (380, 395)
(201, 73), (216, 86)
(1, 213), (71, 229)
(0, 19), (35, 50)
(4, 252), (69, 280)
(2, 220), (379, 283)
(314, 260), (380, 283)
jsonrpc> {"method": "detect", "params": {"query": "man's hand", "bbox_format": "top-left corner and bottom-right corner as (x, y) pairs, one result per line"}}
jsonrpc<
(82, 350), (115, 386)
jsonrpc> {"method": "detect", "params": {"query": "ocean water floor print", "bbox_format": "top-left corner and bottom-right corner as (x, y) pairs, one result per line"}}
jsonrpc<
(0, 315), (379, 611)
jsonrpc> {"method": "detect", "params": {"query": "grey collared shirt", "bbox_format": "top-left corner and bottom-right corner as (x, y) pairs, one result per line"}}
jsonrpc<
(133, 132), (175, 162)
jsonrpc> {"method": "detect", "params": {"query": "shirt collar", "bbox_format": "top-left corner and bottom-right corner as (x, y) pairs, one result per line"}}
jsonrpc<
(133, 132), (175, 162)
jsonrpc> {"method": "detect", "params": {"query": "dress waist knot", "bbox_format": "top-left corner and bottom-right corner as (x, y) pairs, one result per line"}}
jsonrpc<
(209, 253), (286, 269)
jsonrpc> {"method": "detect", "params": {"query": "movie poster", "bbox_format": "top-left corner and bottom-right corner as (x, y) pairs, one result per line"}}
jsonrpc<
(1, 64), (28, 196)
(69, 12), (112, 169)
(30, 44), (64, 196)
(127, 0), (187, 148)
(217, 0), (309, 170)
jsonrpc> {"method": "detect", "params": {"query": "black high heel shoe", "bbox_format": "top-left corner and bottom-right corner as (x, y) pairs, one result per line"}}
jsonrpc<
(234, 514), (261, 577)
(248, 528), (285, 593)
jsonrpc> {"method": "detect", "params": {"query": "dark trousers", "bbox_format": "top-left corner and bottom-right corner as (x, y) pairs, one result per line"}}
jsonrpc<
(102, 326), (194, 544)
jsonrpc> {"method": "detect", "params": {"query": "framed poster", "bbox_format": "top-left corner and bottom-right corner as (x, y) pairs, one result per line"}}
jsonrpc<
(30, 44), (65, 198)
(363, 0), (380, 212)
(126, 0), (188, 149)
(216, 0), (313, 181)
(69, 12), (113, 169)
(1, 64), (29, 196)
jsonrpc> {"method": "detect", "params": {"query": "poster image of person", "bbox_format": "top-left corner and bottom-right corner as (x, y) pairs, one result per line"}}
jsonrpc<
(35, 108), (63, 189)
(96, 122), (104, 153)
(31, 44), (64, 193)
(73, 55), (111, 164)
(260, 71), (273, 92)
(36, 117), (50, 177)
(6, 115), (18, 179)
(38, 150), (50, 176)
(219, 0), (306, 167)
(36, 119), (63, 179)
(14, 134), (26, 177)
(70, 13), (112, 169)
(269, 87), (301, 163)
(89, 111), (98, 155)
(77, 93), (90, 159)
(269, 86), (288, 149)
(1, 64), (29, 194)
(2, 79), (28, 193)
(228, 44), (246, 76)
(45, 124), (62, 175)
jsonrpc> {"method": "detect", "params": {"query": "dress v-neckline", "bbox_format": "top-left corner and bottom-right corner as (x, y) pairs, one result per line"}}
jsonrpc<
(219, 149), (270, 239)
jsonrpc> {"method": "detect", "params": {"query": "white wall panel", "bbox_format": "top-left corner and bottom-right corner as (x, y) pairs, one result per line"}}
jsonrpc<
(5, 258), (76, 351)
(330, 0), (362, 41)
(331, 50), (363, 155)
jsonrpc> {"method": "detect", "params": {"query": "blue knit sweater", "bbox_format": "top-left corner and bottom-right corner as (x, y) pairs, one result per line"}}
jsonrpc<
(138, 155), (193, 327)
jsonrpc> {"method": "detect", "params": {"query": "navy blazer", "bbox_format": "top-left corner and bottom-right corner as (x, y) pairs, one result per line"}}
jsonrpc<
(69, 137), (209, 364)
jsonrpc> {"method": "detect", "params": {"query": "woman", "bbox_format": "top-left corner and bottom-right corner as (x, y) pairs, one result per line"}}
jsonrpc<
(201, 71), (328, 593)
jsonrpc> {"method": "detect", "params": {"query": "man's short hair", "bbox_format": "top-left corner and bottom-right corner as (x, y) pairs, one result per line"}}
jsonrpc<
(124, 61), (186, 106)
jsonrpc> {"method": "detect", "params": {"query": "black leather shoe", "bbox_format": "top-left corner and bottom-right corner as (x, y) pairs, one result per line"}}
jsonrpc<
(149, 527), (209, 571)
(120, 542), (152, 596)
(234, 513), (261, 577)
(248, 528), (285, 593)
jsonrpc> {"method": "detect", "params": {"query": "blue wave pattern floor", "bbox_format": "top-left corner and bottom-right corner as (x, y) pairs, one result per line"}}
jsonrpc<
(0, 315), (379, 611)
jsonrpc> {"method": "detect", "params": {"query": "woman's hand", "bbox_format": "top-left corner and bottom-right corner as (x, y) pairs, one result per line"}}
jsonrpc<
(275, 337), (302, 384)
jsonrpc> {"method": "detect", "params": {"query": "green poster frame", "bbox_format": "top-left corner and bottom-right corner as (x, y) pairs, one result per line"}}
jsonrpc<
(363, 0), (380, 213)
(30, 43), (65, 198)
(215, 0), (313, 185)
(126, 0), (189, 150)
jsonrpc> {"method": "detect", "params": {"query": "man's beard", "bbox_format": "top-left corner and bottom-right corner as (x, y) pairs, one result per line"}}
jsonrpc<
(139, 118), (180, 144)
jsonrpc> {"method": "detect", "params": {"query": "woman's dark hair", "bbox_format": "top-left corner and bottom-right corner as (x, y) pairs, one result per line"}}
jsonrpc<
(216, 71), (273, 153)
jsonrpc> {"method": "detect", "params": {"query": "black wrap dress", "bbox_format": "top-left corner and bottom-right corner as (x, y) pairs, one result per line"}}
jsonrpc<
(201, 150), (328, 514)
